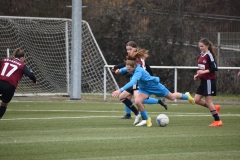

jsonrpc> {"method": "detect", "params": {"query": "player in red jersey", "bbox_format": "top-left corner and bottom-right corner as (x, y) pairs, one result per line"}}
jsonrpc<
(193, 38), (222, 127)
(0, 48), (37, 119)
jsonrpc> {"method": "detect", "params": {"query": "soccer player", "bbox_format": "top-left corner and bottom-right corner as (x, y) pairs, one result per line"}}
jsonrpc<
(0, 48), (37, 119)
(193, 38), (222, 127)
(112, 48), (195, 127)
(112, 41), (167, 125)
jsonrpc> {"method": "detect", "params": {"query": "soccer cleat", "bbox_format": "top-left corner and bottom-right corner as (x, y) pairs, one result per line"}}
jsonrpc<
(133, 113), (142, 125)
(120, 114), (132, 119)
(215, 105), (221, 115)
(158, 99), (168, 110)
(162, 104), (168, 110)
(146, 117), (152, 127)
(209, 120), (223, 127)
(135, 120), (147, 126)
(185, 92), (195, 105)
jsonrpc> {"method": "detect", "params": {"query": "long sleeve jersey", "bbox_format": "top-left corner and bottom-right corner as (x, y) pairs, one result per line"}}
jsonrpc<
(119, 64), (160, 92)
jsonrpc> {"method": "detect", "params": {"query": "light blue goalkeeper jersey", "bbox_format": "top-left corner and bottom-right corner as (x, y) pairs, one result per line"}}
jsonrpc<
(119, 64), (160, 92)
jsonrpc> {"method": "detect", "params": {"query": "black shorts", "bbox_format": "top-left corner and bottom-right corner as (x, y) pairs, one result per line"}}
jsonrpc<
(0, 80), (16, 103)
(125, 82), (139, 94)
(196, 79), (216, 96)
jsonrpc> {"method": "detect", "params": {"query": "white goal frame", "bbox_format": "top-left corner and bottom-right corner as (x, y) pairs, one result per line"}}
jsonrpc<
(0, 16), (118, 96)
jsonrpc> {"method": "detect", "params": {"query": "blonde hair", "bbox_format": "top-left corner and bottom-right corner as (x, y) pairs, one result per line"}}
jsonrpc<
(9, 48), (25, 60)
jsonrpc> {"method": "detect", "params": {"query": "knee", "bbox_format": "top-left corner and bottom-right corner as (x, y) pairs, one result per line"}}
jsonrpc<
(167, 95), (175, 101)
(134, 99), (140, 106)
(204, 100), (211, 106)
(134, 99), (141, 106)
(168, 97), (175, 101)
(194, 98), (201, 104)
(119, 93), (127, 100)
(119, 95), (124, 100)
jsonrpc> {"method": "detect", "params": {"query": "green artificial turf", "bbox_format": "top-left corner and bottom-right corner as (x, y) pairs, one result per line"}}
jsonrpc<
(0, 101), (239, 160)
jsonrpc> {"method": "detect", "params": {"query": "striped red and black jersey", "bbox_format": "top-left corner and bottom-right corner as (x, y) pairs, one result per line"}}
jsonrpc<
(197, 51), (218, 80)
(0, 58), (25, 88)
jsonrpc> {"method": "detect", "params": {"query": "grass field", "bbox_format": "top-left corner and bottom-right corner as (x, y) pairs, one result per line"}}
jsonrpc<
(0, 100), (240, 160)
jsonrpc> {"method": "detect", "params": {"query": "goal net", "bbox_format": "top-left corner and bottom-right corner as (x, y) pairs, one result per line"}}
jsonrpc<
(0, 16), (118, 96)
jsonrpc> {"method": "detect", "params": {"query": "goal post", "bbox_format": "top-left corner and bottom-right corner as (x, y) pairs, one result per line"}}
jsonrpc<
(0, 16), (118, 96)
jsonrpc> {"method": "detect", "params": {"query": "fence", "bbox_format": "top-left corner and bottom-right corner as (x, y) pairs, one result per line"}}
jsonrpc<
(103, 65), (240, 100)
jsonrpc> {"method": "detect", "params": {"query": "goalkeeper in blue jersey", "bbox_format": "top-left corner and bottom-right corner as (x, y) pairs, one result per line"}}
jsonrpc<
(112, 41), (167, 126)
(112, 48), (195, 127)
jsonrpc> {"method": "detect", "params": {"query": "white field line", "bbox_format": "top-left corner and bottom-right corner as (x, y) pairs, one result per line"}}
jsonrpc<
(1, 112), (240, 121)
(7, 109), (122, 113)
(6, 109), (240, 115)
(1, 116), (119, 120)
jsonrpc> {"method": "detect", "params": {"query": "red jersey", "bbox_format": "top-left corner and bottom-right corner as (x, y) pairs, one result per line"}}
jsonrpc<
(197, 51), (217, 80)
(136, 58), (146, 70)
(0, 58), (25, 88)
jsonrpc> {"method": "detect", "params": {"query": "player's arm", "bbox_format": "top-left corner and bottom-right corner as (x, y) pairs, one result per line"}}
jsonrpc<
(209, 56), (218, 72)
(22, 65), (37, 84)
(112, 71), (141, 97)
(145, 62), (153, 76)
(112, 62), (126, 72)
(119, 67), (127, 74)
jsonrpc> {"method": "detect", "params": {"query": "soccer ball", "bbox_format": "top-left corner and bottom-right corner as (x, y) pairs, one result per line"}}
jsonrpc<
(156, 114), (169, 127)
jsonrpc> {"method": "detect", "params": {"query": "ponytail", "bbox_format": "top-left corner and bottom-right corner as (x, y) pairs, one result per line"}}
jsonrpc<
(9, 48), (25, 60)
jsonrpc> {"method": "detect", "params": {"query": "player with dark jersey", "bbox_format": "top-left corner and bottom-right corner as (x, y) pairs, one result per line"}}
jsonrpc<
(0, 48), (37, 119)
(193, 38), (222, 127)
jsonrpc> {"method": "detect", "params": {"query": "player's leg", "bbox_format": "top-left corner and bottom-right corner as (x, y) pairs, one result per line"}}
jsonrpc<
(163, 91), (195, 104)
(194, 80), (221, 113)
(194, 94), (207, 106)
(120, 94), (132, 119)
(205, 79), (222, 126)
(136, 96), (167, 126)
(143, 97), (167, 110)
(121, 104), (132, 119)
(0, 81), (15, 119)
(134, 82), (167, 109)
(0, 102), (8, 119)
(132, 90), (144, 125)
(134, 92), (152, 127)
(119, 90), (139, 117)
(194, 80), (209, 108)
(206, 96), (222, 126)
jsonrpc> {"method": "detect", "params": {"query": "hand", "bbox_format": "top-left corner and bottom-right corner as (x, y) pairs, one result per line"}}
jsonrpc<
(112, 90), (121, 97)
(194, 74), (198, 80)
(238, 72), (240, 77)
(115, 69), (120, 74)
(197, 70), (204, 75)
(111, 68), (116, 72)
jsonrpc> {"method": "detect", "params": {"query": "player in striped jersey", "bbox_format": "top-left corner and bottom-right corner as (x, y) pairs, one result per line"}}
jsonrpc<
(193, 38), (222, 127)
(0, 48), (37, 119)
